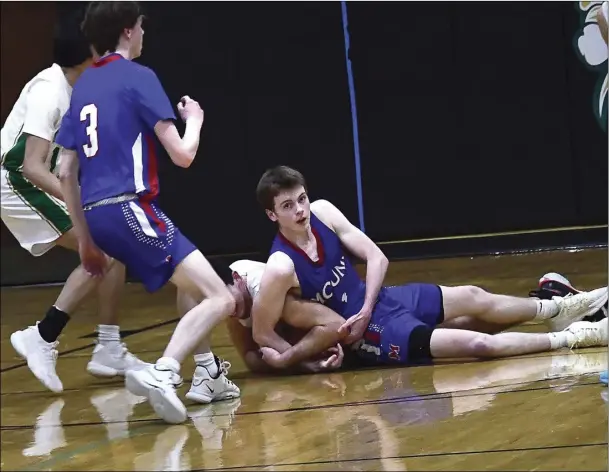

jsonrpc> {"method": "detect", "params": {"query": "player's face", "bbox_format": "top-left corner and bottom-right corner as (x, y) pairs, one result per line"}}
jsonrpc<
(128, 16), (144, 59)
(267, 186), (310, 232)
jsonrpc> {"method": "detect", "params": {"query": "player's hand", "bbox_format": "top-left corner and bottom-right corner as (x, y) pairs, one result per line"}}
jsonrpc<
(338, 307), (372, 345)
(318, 343), (344, 371)
(177, 95), (204, 124)
(259, 346), (285, 368)
(79, 239), (107, 277)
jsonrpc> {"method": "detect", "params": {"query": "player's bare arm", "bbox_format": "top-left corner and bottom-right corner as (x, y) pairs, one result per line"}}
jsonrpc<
(22, 135), (63, 201)
(312, 199), (389, 342)
(227, 315), (344, 374)
(251, 251), (346, 368)
(154, 96), (203, 168)
(261, 295), (348, 369)
(57, 148), (107, 276)
(20, 80), (63, 200)
(251, 251), (298, 352)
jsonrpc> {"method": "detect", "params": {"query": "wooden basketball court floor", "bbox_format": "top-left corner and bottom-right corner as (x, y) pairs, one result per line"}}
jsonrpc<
(1, 248), (607, 471)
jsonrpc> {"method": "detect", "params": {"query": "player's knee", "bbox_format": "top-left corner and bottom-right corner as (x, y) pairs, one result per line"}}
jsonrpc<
(468, 333), (497, 358)
(214, 289), (236, 317)
(462, 285), (494, 313)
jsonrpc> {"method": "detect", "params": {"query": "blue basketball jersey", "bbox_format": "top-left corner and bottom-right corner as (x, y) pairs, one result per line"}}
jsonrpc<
(270, 213), (366, 318)
(55, 53), (176, 206)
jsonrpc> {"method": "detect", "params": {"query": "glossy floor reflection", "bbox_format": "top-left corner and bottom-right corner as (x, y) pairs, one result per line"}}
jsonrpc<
(1, 248), (607, 471)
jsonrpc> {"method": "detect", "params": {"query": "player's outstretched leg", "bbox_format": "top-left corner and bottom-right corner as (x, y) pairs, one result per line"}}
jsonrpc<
(125, 250), (236, 424)
(429, 317), (607, 360)
(177, 289), (240, 404)
(440, 285), (608, 332)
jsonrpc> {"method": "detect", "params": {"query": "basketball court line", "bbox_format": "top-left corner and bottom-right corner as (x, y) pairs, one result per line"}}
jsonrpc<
(0, 348), (602, 396)
(1, 377), (600, 431)
(209, 442), (608, 471)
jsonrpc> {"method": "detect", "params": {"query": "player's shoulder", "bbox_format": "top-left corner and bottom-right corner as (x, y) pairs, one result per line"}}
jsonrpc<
(127, 62), (162, 82)
(26, 64), (64, 92)
(310, 199), (342, 228)
(310, 199), (337, 214)
(266, 251), (296, 276)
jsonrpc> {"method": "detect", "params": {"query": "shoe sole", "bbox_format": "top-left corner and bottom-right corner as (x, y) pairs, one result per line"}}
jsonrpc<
(87, 362), (123, 378)
(149, 388), (187, 424)
(125, 370), (150, 397)
(125, 370), (187, 424)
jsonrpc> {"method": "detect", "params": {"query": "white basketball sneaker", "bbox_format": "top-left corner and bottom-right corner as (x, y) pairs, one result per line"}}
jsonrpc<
(562, 317), (608, 349)
(10, 324), (63, 393)
(548, 287), (609, 331)
(87, 342), (150, 377)
(125, 364), (187, 424)
(185, 356), (241, 404)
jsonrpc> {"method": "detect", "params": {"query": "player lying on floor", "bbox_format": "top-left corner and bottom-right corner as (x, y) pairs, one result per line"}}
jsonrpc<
(236, 166), (609, 371)
(209, 259), (607, 373)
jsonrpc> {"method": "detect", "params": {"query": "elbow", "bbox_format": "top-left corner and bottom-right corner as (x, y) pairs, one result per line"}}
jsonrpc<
(58, 166), (73, 183)
(376, 250), (389, 269)
(170, 150), (195, 168)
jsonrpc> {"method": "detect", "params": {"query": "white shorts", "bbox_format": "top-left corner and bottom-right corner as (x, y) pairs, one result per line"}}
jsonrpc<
(1, 167), (72, 256)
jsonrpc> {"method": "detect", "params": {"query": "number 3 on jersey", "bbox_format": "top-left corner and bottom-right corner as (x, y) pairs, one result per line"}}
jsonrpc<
(80, 104), (98, 158)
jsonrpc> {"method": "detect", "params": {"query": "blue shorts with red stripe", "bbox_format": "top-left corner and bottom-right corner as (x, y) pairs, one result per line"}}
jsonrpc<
(85, 199), (196, 292)
(351, 283), (444, 366)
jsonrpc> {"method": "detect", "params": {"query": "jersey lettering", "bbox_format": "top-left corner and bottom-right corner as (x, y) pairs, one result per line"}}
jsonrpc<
(80, 104), (99, 158)
(313, 256), (347, 304)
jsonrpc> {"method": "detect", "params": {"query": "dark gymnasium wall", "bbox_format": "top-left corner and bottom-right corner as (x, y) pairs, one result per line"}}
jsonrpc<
(1, 1), (607, 286)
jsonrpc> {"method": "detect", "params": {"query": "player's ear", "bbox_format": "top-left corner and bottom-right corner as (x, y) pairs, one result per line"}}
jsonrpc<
(265, 209), (278, 222)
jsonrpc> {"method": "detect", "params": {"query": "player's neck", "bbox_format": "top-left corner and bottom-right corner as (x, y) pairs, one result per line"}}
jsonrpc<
(103, 46), (133, 61)
(279, 226), (314, 249)
(62, 67), (82, 87)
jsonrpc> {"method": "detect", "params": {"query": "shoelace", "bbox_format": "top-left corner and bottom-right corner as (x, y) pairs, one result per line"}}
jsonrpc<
(40, 341), (59, 364)
(567, 325), (601, 349)
(218, 359), (237, 387)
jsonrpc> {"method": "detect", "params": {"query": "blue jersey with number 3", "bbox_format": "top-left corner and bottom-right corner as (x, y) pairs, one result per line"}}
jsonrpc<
(56, 53), (175, 206)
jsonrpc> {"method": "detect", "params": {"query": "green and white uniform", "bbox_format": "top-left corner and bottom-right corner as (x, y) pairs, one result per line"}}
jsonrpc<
(1, 64), (72, 256)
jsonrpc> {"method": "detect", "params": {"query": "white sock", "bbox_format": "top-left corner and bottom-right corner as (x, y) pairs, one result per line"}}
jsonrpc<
(194, 352), (218, 377)
(98, 325), (120, 345)
(156, 356), (181, 374)
(547, 331), (573, 350)
(533, 300), (559, 321)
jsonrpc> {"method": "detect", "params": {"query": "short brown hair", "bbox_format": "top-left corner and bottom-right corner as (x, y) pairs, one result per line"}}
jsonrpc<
(82, 1), (142, 56)
(256, 166), (307, 211)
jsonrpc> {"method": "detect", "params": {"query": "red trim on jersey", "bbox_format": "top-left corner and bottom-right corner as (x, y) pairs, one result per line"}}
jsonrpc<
(277, 225), (325, 266)
(144, 134), (160, 199)
(364, 331), (381, 344)
(138, 134), (163, 232)
(92, 53), (123, 68)
(140, 201), (167, 234)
